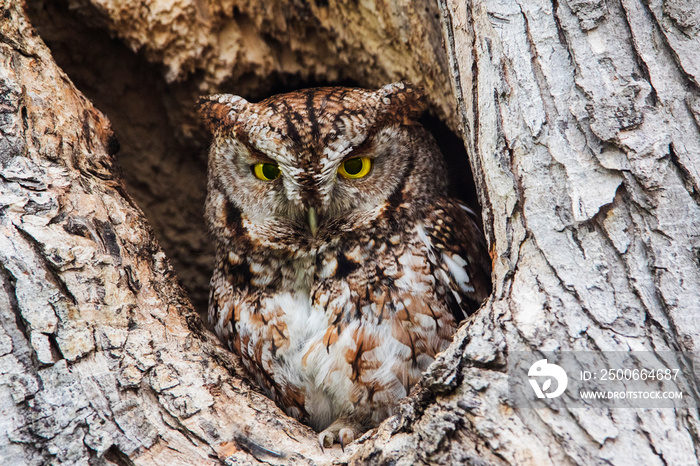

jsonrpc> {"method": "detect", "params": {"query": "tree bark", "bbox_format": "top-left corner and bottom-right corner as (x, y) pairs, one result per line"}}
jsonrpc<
(2, 0), (700, 465)
(348, 0), (700, 463)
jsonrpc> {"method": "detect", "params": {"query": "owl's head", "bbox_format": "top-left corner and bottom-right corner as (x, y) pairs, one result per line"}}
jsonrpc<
(198, 82), (448, 249)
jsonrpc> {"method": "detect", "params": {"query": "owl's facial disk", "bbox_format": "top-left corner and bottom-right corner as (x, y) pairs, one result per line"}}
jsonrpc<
(216, 130), (403, 239)
(201, 83), (430, 242)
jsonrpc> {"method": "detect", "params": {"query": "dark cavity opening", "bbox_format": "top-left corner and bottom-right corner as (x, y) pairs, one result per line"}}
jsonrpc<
(27, 1), (212, 314)
(26, 3), (486, 320)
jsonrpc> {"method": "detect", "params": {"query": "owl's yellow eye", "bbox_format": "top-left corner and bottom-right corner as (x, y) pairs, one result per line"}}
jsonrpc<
(252, 162), (281, 181)
(338, 157), (373, 179)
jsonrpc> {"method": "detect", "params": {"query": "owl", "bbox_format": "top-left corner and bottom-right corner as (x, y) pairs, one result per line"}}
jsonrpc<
(198, 82), (491, 449)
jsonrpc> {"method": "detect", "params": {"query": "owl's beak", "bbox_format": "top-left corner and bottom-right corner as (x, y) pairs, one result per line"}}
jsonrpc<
(307, 207), (319, 237)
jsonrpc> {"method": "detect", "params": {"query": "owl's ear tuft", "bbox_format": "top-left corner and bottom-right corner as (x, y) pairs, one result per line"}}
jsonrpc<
(197, 94), (250, 134)
(377, 82), (427, 124)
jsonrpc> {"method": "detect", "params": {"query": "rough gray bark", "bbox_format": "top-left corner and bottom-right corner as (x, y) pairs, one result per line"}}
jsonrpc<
(346, 0), (700, 464)
(3, 0), (700, 465)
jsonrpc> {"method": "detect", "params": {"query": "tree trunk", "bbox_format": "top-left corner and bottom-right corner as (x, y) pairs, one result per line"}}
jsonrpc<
(2, 0), (700, 465)
(350, 0), (700, 463)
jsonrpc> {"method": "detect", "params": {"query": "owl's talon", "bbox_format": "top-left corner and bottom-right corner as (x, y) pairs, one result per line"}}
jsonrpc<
(339, 428), (354, 451)
(318, 431), (334, 451)
(318, 421), (360, 451)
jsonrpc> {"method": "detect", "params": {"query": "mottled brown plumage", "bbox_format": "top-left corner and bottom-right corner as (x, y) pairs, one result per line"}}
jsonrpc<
(198, 83), (491, 448)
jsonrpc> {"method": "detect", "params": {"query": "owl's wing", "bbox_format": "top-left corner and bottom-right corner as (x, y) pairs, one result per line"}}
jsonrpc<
(421, 198), (492, 322)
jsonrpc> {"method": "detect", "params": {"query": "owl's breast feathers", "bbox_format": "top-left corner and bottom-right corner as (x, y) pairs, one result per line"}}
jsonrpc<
(209, 194), (491, 431)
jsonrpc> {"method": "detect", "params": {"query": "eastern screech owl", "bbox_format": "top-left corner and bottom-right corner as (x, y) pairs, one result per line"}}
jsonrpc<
(198, 82), (491, 448)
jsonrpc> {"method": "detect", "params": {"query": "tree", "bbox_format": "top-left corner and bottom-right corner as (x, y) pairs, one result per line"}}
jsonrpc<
(2, 0), (699, 464)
